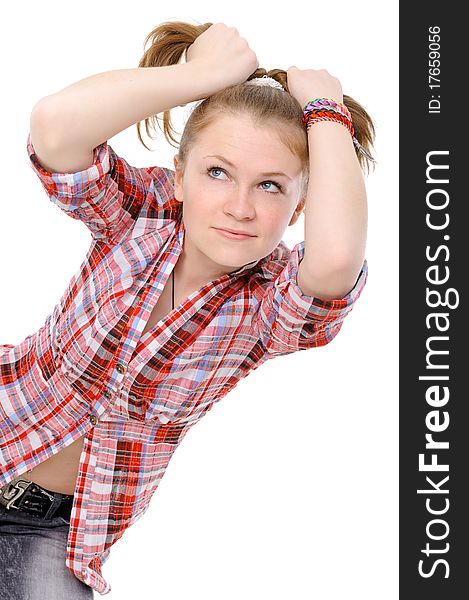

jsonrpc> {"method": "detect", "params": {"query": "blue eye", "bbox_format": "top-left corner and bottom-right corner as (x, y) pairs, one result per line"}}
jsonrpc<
(206, 166), (283, 193)
(207, 167), (226, 179)
(259, 181), (281, 193)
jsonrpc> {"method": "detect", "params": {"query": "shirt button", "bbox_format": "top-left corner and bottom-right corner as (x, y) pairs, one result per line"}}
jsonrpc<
(104, 390), (112, 399)
(90, 415), (98, 425)
(116, 363), (125, 374)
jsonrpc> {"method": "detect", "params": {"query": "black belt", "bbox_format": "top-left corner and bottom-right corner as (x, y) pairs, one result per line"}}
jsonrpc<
(0, 478), (74, 520)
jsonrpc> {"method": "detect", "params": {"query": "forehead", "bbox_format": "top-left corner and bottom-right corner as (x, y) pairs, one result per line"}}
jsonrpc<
(193, 114), (302, 170)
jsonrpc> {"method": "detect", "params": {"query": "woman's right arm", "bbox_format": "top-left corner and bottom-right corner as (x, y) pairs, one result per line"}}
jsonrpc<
(30, 23), (259, 174)
(29, 62), (216, 173)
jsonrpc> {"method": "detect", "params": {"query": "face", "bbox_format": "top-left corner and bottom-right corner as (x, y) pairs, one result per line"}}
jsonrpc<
(173, 113), (306, 280)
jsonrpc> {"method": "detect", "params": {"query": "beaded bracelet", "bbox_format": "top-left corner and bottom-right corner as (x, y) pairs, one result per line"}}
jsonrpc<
(302, 97), (376, 163)
(302, 97), (354, 136)
(303, 108), (355, 138)
(304, 97), (352, 120)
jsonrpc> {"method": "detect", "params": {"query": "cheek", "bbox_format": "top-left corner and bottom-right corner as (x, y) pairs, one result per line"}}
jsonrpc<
(259, 205), (291, 234)
(181, 185), (215, 218)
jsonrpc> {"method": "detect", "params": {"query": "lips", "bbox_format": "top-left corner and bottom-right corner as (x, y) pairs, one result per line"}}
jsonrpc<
(215, 228), (255, 240)
(216, 228), (255, 236)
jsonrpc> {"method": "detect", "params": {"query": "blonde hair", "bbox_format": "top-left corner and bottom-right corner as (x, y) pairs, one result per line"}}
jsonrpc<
(136, 20), (377, 200)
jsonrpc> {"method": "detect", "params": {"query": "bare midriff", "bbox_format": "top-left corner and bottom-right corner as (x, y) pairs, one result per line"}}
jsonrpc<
(23, 434), (86, 495)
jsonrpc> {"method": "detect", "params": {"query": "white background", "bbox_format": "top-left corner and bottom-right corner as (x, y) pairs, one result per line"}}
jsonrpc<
(0, 1), (398, 598)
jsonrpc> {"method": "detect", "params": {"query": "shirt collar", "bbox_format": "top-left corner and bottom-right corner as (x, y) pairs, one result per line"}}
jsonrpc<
(228, 259), (261, 275)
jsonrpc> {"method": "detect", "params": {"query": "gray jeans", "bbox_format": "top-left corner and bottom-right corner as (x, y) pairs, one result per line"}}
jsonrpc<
(0, 503), (94, 599)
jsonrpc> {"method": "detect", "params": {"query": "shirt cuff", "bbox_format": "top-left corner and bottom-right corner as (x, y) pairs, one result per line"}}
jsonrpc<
(26, 132), (111, 206)
(256, 240), (369, 355)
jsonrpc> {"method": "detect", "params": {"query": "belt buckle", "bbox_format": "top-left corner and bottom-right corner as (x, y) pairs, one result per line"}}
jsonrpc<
(0, 479), (34, 510)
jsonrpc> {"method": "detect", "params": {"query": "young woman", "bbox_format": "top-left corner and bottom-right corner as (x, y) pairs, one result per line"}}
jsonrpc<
(0, 20), (375, 598)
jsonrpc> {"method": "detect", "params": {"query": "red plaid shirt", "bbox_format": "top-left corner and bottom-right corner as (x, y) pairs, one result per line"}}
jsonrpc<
(0, 133), (368, 595)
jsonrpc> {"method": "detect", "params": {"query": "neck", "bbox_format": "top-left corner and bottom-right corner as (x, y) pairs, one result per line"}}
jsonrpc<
(176, 238), (229, 291)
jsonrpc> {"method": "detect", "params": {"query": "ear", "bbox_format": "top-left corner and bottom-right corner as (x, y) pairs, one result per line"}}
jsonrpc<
(173, 154), (184, 203)
(288, 195), (306, 226)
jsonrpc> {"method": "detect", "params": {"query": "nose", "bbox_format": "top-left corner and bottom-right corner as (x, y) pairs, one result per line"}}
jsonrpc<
(223, 187), (256, 220)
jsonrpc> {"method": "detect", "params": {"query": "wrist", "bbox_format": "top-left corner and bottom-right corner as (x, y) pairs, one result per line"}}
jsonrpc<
(182, 61), (228, 102)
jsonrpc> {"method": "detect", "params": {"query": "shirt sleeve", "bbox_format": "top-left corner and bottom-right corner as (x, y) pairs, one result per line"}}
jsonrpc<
(254, 240), (369, 357)
(26, 132), (178, 243)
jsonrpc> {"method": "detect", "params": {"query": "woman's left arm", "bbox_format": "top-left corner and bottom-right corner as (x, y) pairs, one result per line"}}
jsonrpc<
(287, 67), (368, 301)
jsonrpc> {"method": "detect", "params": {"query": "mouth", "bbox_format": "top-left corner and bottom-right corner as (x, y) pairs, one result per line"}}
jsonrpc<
(214, 228), (256, 240)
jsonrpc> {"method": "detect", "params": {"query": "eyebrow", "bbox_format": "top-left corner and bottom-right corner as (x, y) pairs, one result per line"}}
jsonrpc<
(203, 154), (292, 180)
